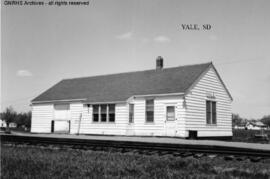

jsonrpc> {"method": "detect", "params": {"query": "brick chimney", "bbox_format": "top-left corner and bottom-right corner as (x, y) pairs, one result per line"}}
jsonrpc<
(156, 56), (163, 70)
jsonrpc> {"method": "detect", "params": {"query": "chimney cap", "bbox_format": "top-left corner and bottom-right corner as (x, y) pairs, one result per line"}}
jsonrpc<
(156, 56), (163, 60)
(156, 56), (164, 70)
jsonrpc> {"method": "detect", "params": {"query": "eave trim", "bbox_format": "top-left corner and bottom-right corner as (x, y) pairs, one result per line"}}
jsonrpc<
(31, 98), (87, 104)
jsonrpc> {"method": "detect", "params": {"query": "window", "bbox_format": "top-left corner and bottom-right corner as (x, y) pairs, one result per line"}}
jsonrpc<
(92, 104), (115, 123)
(109, 104), (115, 122)
(206, 100), (217, 124)
(146, 99), (154, 122)
(166, 106), (175, 121)
(93, 105), (99, 122)
(101, 105), (107, 122)
(129, 104), (134, 123)
(212, 102), (216, 124)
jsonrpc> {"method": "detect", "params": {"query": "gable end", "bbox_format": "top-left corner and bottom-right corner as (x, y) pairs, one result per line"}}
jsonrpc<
(184, 63), (233, 101)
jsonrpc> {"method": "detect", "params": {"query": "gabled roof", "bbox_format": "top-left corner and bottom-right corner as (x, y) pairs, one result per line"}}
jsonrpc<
(247, 121), (266, 127)
(32, 62), (218, 103)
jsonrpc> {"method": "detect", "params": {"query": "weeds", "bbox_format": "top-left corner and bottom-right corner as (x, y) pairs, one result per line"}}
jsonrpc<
(233, 129), (270, 143)
(1, 145), (270, 178)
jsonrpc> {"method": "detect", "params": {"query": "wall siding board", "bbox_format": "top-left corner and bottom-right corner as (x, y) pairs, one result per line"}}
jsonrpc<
(185, 67), (232, 137)
(75, 103), (128, 135)
(128, 96), (185, 137)
(31, 104), (54, 133)
(68, 96), (184, 137)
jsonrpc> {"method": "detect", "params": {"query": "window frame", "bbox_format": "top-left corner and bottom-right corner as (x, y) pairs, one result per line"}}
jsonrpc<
(92, 105), (99, 122)
(100, 104), (107, 122)
(206, 100), (217, 125)
(129, 103), (134, 123)
(108, 104), (115, 122)
(145, 99), (154, 123)
(92, 104), (116, 123)
(166, 106), (175, 121)
(212, 101), (217, 124)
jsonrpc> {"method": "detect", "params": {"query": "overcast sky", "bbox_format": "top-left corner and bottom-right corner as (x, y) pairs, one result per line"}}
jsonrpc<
(1, 0), (270, 119)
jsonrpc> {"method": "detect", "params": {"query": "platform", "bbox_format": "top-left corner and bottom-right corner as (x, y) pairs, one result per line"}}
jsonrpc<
(6, 132), (270, 152)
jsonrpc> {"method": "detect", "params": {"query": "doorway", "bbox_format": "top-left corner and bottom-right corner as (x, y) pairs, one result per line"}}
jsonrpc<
(165, 105), (177, 136)
(51, 120), (70, 133)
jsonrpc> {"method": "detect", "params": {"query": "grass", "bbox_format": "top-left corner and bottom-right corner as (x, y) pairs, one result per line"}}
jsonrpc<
(232, 129), (270, 143)
(1, 145), (270, 179)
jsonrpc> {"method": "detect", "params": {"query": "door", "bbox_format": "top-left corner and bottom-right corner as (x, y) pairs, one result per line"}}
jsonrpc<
(53, 104), (70, 133)
(126, 103), (135, 136)
(165, 105), (177, 136)
(53, 120), (70, 133)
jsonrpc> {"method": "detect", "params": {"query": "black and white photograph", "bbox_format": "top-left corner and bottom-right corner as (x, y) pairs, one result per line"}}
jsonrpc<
(1, 0), (270, 178)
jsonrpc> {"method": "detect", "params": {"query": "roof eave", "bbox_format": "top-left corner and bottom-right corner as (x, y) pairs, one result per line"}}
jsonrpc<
(132, 92), (185, 98)
(83, 101), (126, 104)
(31, 98), (87, 104)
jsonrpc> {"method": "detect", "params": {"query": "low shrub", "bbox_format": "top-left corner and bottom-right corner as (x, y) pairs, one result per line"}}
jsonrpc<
(233, 129), (270, 143)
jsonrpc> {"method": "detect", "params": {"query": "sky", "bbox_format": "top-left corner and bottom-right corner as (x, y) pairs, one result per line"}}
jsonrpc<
(1, 0), (270, 119)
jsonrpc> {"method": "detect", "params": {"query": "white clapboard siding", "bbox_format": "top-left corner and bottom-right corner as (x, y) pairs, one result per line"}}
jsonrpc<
(69, 103), (83, 134)
(130, 96), (185, 137)
(75, 103), (128, 135)
(31, 104), (54, 133)
(185, 67), (232, 137)
(176, 99), (186, 137)
(54, 104), (70, 120)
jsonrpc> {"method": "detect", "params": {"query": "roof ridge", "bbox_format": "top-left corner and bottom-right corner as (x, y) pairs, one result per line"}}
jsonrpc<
(62, 61), (212, 81)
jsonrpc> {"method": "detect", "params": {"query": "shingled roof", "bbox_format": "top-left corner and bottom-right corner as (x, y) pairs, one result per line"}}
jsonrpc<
(32, 62), (213, 103)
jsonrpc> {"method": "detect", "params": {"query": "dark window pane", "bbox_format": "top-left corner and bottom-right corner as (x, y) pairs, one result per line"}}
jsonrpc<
(93, 114), (99, 122)
(100, 105), (107, 122)
(212, 112), (216, 124)
(212, 102), (216, 124)
(146, 99), (154, 111)
(101, 105), (107, 113)
(146, 111), (154, 122)
(206, 101), (211, 124)
(93, 105), (99, 114)
(129, 104), (134, 123)
(166, 106), (175, 121)
(93, 105), (99, 122)
(206, 112), (211, 124)
(212, 102), (216, 112)
(129, 114), (133, 123)
(146, 99), (154, 122)
(146, 106), (153, 111)
(101, 114), (107, 122)
(109, 104), (115, 122)
(109, 114), (115, 122)
(109, 104), (115, 113)
(206, 101), (211, 112)
(146, 99), (154, 106)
